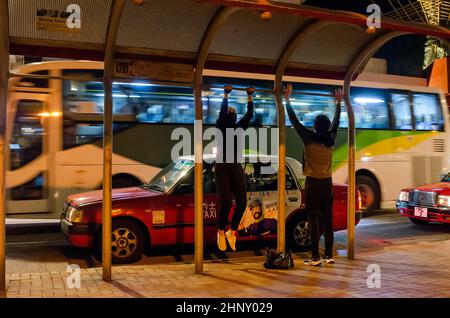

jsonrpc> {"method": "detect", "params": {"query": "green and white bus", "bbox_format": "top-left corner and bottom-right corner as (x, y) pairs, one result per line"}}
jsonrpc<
(7, 60), (448, 217)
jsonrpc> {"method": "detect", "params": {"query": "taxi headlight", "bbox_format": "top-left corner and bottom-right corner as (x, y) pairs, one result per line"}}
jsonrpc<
(66, 206), (83, 223)
(437, 195), (450, 207)
(398, 191), (409, 202)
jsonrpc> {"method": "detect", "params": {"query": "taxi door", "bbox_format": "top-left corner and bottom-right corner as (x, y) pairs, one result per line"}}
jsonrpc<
(164, 164), (218, 245)
(237, 161), (302, 238)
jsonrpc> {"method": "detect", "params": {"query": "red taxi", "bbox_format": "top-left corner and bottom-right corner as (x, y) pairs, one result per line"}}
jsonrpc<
(61, 155), (362, 263)
(397, 173), (450, 225)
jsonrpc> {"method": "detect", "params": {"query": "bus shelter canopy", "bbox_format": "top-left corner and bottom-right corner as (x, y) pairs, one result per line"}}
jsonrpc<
(10, 0), (446, 78)
(2, 0), (450, 286)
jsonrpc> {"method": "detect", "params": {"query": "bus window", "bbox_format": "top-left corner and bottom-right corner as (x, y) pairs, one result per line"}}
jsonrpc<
(10, 173), (45, 200)
(337, 88), (388, 129)
(202, 77), (277, 126)
(62, 75), (196, 124)
(413, 93), (444, 131)
(114, 82), (195, 124)
(63, 122), (130, 149)
(350, 89), (389, 129)
(286, 90), (337, 128)
(391, 93), (412, 130)
(62, 70), (104, 114)
(10, 100), (44, 170)
(203, 90), (276, 126)
(16, 71), (49, 89)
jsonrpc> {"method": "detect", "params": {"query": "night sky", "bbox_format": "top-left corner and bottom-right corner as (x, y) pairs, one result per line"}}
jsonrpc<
(303, 0), (413, 14)
(304, 0), (429, 77)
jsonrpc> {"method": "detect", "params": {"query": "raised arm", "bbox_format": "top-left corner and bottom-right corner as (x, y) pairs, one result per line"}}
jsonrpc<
(216, 85), (233, 126)
(284, 83), (312, 143)
(236, 87), (255, 129)
(330, 88), (343, 137)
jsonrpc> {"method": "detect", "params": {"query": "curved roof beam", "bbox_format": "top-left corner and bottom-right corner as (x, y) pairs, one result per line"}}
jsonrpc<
(273, 19), (336, 253)
(0, 0), (9, 298)
(344, 31), (408, 85)
(343, 30), (407, 260)
(102, 0), (127, 282)
(272, 19), (365, 253)
(195, 6), (241, 86)
(275, 20), (356, 87)
(193, 6), (240, 274)
(198, 0), (450, 39)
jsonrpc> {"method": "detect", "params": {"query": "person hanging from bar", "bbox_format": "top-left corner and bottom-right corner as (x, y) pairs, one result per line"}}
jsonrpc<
(284, 83), (343, 266)
(215, 85), (255, 251)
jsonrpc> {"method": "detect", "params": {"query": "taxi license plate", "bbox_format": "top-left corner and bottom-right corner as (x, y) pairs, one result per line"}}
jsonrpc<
(414, 207), (428, 218)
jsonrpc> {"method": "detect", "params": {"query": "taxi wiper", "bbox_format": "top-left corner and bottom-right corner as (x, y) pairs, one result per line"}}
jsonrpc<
(145, 184), (165, 192)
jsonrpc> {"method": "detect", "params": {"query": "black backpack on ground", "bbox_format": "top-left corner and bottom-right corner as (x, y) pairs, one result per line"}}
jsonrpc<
(263, 247), (294, 269)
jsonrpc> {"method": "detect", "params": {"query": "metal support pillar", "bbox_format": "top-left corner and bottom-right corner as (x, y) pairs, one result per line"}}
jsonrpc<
(343, 31), (405, 260)
(273, 85), (286, 254)
(343, 92), (356, 260)
(0, 0), (9, 298)
(193, 6), (238, 274)
(274, 20), (334, 253)
(102, 0), (126, 281)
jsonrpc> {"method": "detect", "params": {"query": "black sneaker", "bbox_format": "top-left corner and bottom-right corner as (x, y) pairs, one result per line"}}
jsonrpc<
(303, 258), (322, 266)
(321, 256), (335, 264)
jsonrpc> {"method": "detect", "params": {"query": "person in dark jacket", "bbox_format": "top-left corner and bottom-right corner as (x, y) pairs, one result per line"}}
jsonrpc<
(215, 85), (254, 251)
(284, 83), (343, 266)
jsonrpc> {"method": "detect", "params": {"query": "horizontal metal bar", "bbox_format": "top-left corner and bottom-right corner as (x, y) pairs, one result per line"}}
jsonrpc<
(115, 78), (193, 88)
(10, 72), (336, 98)
(203, 85), (274, 93)
(10, 86), (53, 93)
(296, 91), (334, 97)
(204, 85), (334, 97)
(9, 72), (104, 83)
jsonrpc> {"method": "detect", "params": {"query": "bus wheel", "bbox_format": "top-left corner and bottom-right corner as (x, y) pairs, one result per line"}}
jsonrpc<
(96, 219), (145, 264)
(356, 175), (380, 216)
(286, 213), (311, 252)
(409, 218), (430, 225)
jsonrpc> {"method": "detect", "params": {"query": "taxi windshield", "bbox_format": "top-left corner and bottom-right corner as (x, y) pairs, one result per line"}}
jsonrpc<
(145, 159), (194, 192)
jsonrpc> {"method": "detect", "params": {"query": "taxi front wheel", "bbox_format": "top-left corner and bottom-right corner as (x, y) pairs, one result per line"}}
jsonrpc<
(286, 212), (312, 252)
(95, 219), (145, 264)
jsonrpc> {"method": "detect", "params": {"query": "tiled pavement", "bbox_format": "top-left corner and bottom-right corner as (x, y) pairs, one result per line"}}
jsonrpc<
(5, 239), (450, 298)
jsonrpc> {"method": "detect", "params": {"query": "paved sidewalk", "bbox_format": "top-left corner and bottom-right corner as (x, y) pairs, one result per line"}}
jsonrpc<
(5, 239), (450, 298)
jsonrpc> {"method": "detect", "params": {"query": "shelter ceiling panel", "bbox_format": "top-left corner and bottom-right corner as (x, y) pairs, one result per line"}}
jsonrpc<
(289, 23), (372, 68)
(8, 0), (112, 44)
(116, 0), (218, 53)
(209, 10), (307, 60)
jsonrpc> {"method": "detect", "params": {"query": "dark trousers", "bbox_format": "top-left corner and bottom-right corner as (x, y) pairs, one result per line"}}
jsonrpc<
(305, 176), (334, 259)
(214, 163), (247, 231)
